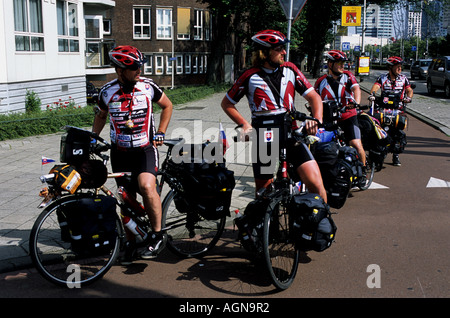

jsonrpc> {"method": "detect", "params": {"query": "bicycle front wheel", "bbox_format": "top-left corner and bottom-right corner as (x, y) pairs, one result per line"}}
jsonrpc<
(262, 197), (299, 290)
(358, 157), (375, 190)
(29, 194), (122, 287)
(162, 189), (226, 258)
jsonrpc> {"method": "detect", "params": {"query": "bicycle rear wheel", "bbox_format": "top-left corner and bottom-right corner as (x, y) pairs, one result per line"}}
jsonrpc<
(262, 196), (299, 290)
(162, 189), (225, 258)
(29, 194), (122, 287)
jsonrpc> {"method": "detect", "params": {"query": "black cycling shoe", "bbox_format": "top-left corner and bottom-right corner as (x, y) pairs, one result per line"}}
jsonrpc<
(140, 232), (165, 259)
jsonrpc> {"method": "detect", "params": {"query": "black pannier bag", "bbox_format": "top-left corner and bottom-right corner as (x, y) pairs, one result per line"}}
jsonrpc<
(389, 129), (407, 154)
(325, 160), (352, 209)
(60, 127), (91, 164)
(61, 195), (118, 254)
(167, 141), (236, 220)
(311, 142), (351, 209)
(234, 200), (268, 254)
(289, 193), (336, 252)
(339, 146), (365, 183)
(77, 159), (108, 189)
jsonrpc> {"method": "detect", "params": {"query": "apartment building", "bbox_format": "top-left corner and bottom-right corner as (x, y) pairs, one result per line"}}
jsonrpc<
(0, 0), (215, 113)
(0, 0), (115, 113)
(96, 0), (213, 88)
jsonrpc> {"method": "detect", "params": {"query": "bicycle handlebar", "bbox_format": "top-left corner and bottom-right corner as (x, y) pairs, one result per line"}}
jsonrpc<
(232, 111), (322, 142)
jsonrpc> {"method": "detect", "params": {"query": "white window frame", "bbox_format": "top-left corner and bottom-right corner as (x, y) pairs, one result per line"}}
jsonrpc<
(155, 55), (164, 75)
(144, 54), (153, 75)
(133, 6), (151, 40)
(194, 9), (203, 40)
(57, 0), (79, 53)
(14, 0), (44, 52)
(192, 55), (199, 74)
(103, 19), (111, 35)
(166, 55), (173, 75)
(176, 55), (183, 74)
(185, 55), (191, 74)
(156, 7), (172, 40)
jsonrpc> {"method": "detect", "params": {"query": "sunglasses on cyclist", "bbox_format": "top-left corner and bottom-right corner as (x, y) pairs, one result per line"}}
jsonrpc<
(273, 45), (286, 52)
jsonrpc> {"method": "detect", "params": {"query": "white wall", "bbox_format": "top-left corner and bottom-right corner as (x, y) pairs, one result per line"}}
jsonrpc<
(0, 0), (87, 113)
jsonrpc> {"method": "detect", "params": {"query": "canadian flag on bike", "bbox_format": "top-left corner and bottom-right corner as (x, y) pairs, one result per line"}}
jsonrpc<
(219, 122), (229, 155)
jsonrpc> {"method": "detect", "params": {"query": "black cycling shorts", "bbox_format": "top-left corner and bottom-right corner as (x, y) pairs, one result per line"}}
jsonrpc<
(251, 128), (314, 180)
(110, 144), (159, 193)
(339, 115), (361, 141)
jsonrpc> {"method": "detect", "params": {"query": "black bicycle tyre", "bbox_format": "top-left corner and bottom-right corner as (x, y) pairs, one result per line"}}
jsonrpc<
(29, 194), (122, 287)
(262, 197), (299, 290)
(358, 159), (376, 190)
(162, 189), (226, 258)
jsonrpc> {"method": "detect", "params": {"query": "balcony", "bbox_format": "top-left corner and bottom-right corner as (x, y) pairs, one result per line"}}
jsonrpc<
(85, 39), (115, 75)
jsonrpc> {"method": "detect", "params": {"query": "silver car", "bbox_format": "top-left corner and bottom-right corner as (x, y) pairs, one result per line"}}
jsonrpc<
(410, 59), (432, 79)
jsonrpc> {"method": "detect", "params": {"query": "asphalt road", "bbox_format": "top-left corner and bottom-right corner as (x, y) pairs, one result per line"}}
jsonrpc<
(1, 88), (449, 301)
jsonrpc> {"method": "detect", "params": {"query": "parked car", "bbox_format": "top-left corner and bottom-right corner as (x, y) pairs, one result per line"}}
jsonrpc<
(410, 59), (432, 79)
(426, 56), (450, 98)
(86, 81), (99, 104)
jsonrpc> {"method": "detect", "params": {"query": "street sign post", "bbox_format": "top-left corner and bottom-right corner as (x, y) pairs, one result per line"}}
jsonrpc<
(278, 0), (308, 61)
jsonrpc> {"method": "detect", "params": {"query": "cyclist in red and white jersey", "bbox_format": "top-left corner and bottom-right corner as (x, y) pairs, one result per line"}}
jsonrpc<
(315, 50), (366, 166)
(369, 56), (413, 106)
(93, 45), (173, 263)
(369, 56), (413, 166)
(221, 30), (327, 201)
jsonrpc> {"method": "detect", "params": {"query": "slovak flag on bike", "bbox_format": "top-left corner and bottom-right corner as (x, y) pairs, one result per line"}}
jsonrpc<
(41, 156), (56, 165)
(219, 122), (229, 155)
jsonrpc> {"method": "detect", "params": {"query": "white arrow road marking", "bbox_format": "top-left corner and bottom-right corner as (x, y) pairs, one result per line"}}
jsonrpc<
(369, 182), (389, 189)
(426, 177), (450, 188)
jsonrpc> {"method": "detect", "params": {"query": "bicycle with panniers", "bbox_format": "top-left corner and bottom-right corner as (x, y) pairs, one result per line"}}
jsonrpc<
(369, 90), (409, 168)
(233, 111), (337, 290)
(30, 126), (236, 287)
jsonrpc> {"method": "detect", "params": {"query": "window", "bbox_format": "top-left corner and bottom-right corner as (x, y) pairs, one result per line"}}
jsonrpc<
(177, 8), (190, 40)
(176, 55), (183, 74)
(185, 55), (191, 74)
(144, 55), (153, 75)
(192, 55), (198, 74)
(134, 6), (151, 39)
(155, 55), (164, 75)
(14, 0), (44, 51)
(85, 16), (102, 39)
(204, 11), (211, 41)
(103, 19), (111, 35)
(166, 56), (173, 75)
(157, 8), (172, 39)
(57, 0), (79, 52)
(194, 10), (203, 40)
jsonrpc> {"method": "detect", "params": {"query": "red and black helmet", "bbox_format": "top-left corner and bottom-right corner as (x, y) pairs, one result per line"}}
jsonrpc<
(109, 45), (147, 69)
(251, 30), (290, 48)
(325, 50), (348, 62)
(386, 56), (404, 66)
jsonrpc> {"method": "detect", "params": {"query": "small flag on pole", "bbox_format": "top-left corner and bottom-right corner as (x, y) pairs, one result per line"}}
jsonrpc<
(219, 122), (229, 155)
(42, 156), (56, 165)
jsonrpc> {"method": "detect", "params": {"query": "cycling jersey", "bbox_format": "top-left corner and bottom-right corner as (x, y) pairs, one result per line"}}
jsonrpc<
(373, 73), (411, 100)
(314, 71), (359, 121)
(225, 62), (314, 116)
(98, 78), (163, 150)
